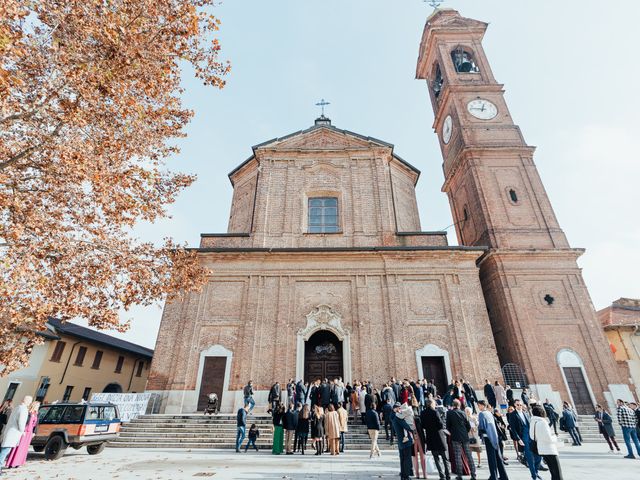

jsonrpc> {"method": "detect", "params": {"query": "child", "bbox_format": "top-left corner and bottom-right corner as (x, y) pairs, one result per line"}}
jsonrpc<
(244, 423), (260, 452)
(395, 403), (415, 444)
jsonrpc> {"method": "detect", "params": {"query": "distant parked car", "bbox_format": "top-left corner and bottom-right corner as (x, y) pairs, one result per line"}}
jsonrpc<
(31, 402), (121, 460)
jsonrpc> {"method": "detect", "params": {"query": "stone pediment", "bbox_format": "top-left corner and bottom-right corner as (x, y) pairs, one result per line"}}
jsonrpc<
(429, 10), (487, 30)
(254, 126), (390, 152)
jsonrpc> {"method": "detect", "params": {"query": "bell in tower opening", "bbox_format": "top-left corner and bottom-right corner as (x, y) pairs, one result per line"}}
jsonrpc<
(451, 47), (479, 73)
(432, 63), (444, 98)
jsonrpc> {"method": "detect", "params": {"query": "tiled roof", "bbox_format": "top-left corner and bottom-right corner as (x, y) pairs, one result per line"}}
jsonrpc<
(46, 318), (153, 359)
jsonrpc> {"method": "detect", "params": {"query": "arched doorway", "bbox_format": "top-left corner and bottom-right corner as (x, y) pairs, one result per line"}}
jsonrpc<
(103, 383), (123, 393)
(304, 330), (343, 382)
(557, 349), (596, 414)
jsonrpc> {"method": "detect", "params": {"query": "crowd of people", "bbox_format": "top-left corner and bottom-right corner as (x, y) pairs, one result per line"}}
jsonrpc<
(0, 396), (40, 475)
(235, 376), (640, 480)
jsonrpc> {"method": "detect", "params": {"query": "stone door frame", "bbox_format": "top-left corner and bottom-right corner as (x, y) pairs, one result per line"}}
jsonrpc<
(296, 305), (352, 384)
(415, 344), (452, 384)
(557, 348), (596, 410)
(194, 344), (233, 412)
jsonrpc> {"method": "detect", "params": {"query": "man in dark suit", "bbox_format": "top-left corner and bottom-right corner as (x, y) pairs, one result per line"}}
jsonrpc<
(295, 380), (306, 406)
(507, 399), (543, 479)
(382, 401), (395, 445)
(268, 382), (281, 414)
(462, 379), (477, 413)
(319, 378), (331, 409)
(543, 398), (559, 435)
(421, 399), (450, 480)
(446, 399), (476, 480)
(426, 379), (437, 399)
(391, 377), (402, 403)
(283, 403), (299, 454)
(483, 380), (496, 409)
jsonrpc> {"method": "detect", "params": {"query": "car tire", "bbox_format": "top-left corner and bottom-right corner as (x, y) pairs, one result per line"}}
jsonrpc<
(87, 443), (105, 455)
(44, 435), (67, 460)
(32, 445), (45, 453)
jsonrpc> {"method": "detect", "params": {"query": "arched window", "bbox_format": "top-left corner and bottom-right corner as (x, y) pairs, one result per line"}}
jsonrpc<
(509, 189), (518, 203)
(432, 63), (444, 98)
(451, 48), (480, 73)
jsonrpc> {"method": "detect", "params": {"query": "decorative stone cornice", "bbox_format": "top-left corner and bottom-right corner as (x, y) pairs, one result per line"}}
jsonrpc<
(299, 304), (350, 341)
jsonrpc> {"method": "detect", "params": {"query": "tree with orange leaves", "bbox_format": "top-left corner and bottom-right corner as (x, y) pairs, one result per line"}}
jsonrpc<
(0, 0), (230, 373)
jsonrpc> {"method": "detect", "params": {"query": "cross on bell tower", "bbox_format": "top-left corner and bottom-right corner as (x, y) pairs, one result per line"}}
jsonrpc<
(424, 0), (444, 10)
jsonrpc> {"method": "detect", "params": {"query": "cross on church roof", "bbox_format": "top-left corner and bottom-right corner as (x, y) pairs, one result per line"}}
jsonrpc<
(315, 98), (330, 117)
(314, 98), (332, 126)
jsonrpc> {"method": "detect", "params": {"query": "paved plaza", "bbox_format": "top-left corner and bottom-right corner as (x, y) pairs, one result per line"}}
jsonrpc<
(3, 443), (639, 480)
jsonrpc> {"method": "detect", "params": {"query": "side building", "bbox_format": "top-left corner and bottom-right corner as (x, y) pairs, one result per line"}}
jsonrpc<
(598, 298), (640, 400)
(1, 319), (153, 404)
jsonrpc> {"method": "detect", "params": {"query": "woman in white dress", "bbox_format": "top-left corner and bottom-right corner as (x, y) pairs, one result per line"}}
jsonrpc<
(465, 406), (483, 468)
(530, 404), (563, 480)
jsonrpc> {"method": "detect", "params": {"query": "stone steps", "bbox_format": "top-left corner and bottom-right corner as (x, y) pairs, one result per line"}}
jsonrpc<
(109, 413), (619, 451)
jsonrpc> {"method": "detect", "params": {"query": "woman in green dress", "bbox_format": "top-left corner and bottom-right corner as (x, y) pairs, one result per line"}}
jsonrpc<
(272, 404), (285, 454)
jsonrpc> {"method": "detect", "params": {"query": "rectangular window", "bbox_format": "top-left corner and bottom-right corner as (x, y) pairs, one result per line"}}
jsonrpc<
(35, 376), (51, 402)
(62, 385), (74, 402)
(135, 361), (144, 377)
(308, 197), (339, 233)
(74, 346), (87, 366)
(115, 356), (125, 373)
(50, 341), (66, 362)
(91, 350), (103, 369)
(3, 382), (20, 402)
(82, 387), (92, 401)
(60, 405), (85, 423)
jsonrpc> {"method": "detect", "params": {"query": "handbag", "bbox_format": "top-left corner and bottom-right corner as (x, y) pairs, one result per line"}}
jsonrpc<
(530, 421), (539, 456)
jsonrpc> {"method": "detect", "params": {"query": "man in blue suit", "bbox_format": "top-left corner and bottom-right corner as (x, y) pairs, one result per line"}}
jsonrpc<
(507, 400), (545, 479)
(478, 400), (509, 480)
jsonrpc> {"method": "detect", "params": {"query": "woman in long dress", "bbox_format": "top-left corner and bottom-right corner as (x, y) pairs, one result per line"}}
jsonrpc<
(357, 385), (367, 425)
(350, 383), (359, 422)
(324, 404), (341, 455)
(5, 401), (39, 469)
(271, 404), (285, 454)
(494, 381), (507, 411)
(465, 407), (482, 468)
(530, 404), (563, 480)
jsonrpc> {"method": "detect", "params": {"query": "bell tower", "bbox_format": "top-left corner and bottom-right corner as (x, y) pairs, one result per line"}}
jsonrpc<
(416, 8), (632, 410)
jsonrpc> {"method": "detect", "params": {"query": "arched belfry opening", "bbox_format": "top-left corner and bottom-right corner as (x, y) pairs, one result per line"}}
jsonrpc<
(304, 330), (343, 382)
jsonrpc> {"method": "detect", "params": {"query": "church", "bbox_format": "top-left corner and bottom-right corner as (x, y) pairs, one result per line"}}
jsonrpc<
(147, 9), (632, 414)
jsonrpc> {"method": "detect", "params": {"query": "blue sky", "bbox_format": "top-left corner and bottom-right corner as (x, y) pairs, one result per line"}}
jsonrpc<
(97, 0), (640, 348)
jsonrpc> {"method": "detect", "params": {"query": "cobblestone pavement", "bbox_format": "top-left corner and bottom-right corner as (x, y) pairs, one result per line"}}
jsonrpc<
(2, 443), (639, 480)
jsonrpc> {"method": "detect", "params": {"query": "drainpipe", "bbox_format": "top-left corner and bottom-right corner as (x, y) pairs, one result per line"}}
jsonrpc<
(59, 341), (81, 385)
(127, 358), (144, 391)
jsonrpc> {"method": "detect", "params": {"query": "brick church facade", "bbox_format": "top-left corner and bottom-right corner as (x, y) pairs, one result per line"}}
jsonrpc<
(147, 9), (633, 413)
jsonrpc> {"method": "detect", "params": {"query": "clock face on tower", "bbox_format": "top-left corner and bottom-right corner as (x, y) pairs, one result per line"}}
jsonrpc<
(467, 99), (498, 120)
(442, 115), (453, 144)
